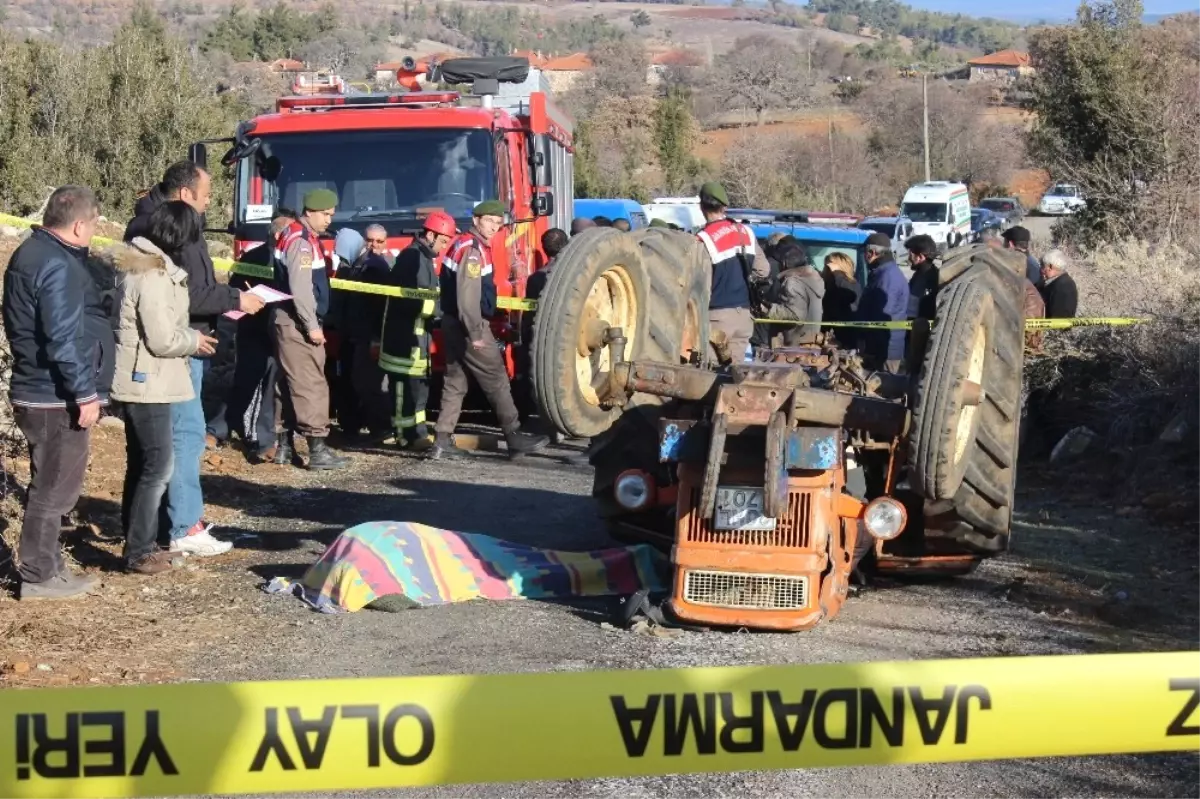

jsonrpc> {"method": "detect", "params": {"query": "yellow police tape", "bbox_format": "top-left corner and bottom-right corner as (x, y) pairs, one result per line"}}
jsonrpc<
(0, 652), (1196, 797)
(0, 213), (1149, 327)
(0, 214), (538, 312)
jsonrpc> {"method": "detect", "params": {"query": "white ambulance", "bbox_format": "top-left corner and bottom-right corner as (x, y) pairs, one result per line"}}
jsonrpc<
(899, 181), (972, 253)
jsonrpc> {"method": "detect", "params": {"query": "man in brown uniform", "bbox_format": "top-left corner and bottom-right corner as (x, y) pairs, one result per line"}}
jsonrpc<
(271, 188), (348, 470)
(432, 199), (549, 460)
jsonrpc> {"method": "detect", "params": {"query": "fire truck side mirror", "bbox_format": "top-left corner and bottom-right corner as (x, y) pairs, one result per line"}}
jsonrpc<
(532, 191), (554, 217)
(530, 133), (553, 188)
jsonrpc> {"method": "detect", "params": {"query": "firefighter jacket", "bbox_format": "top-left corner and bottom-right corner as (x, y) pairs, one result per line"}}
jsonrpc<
(379, 238), (440, 376)
(439, 230), (496, 342)
(697, 218), (758, 311)
(272, 219), (330, 334)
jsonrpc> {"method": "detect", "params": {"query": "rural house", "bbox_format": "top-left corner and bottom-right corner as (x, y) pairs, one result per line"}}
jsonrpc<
(540, 53), (594, 94)
(967, 50), (1034, 82)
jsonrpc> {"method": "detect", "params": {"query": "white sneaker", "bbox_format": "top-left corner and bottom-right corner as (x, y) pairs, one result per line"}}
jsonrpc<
(169, 527), (233, 557)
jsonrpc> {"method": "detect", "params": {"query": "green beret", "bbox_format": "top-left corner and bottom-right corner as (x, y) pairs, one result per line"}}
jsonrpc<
(648, 218), (668, 228)
(698, 181), (730, 207)
(303, 188), (338, 212)
(473, 199), (505, 218)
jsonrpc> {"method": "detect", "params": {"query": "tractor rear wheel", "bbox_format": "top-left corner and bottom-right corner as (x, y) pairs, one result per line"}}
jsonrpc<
(531, 226), (710, 440)
(909, 245), (1026, 554)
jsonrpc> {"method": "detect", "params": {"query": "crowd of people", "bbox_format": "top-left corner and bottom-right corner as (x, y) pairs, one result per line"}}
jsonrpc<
(2, 168), (1077, 600)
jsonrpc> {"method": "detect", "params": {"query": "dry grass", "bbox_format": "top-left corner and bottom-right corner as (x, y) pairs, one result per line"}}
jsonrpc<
(1025, 239), (1199, 520)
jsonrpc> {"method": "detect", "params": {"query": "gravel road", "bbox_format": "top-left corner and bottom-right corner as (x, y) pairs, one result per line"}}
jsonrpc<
(172, 434), (1198, 799)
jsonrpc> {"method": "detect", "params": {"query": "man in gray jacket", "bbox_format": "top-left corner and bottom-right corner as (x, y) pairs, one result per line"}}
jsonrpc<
(762, 241), (825, 346)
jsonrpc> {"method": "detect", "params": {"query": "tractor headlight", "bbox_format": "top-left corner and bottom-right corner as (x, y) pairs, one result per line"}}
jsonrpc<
(863, 497), (907, 540)
(615, 471), (654, 511)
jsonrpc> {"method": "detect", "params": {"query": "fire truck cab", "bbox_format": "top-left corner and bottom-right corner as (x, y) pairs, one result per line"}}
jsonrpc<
(191, 56), (574, 381)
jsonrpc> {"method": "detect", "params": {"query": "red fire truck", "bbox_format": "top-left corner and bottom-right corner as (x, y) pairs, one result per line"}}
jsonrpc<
(189, 56), (574, 383)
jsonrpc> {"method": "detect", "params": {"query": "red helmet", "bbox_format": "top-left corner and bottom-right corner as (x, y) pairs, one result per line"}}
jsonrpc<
(423, 210), (457, 238)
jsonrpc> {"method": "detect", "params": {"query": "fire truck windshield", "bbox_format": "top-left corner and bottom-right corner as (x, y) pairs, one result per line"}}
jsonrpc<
(238, 128), (496, 231)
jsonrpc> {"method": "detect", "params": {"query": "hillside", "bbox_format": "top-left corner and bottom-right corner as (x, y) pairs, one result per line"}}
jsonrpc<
(2, 0), (1013, 60)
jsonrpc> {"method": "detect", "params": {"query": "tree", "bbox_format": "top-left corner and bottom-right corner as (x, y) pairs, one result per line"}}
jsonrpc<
(566, 38), (650, 119)
(301, 29), (384, 77)
(630, 10), (651, 29)
(1028, 0), (1199, 245)
(858, 78), (1024, 191)
(0, 20), (248, 218)
(720, 132), (796, 207)
(653, 89), (700, 193)
(574, 95), (657, 200)
(711, 35), (814, 124)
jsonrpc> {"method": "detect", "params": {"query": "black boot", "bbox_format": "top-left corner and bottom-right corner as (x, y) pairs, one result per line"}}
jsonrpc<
(429, 432), (466, 460)
(504, 427), (549, 459)
(272, 432), (294, 466)
(305, 436), (348, 470)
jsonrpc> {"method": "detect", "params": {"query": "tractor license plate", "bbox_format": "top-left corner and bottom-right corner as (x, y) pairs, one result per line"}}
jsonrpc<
(713, 486), (776, 531)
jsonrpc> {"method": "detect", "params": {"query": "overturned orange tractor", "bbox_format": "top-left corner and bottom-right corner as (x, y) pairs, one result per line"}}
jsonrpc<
(531, 228), (1027, 631)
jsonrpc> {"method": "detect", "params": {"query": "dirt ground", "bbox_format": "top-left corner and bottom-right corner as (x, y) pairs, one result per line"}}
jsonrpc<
(0, 407), (1197, 796)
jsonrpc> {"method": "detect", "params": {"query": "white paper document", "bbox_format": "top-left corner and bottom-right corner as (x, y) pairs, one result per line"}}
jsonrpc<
(223, 284), (292, 320)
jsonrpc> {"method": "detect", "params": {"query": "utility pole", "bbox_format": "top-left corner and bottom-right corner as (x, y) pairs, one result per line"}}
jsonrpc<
(922, 71), (931, 182)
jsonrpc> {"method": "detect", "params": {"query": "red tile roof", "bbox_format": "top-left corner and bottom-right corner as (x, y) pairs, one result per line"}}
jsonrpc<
(968, 49), (1031, 68)
(541, 53), (593, 71)
(270, 58), (306, 72)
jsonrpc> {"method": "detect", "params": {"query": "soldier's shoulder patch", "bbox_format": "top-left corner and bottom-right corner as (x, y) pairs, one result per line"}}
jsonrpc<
(464, 254), (482, 279)
(292, 240), (314, 269)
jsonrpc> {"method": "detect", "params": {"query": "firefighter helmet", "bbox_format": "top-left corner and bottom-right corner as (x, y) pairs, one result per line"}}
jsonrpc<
(423, 210), (457, 237)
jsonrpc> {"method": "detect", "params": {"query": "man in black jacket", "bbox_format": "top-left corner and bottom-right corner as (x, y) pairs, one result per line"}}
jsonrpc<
(223, 211), (295, 462)
(125, 161), (264, 556)
(1038, 249), (1079, 319)
(3, 186), (114, 599)
(904, 234), (939, 320)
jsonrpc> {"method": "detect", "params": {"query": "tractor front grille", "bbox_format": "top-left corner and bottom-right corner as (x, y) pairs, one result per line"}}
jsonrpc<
(684, 488), (812, 549)
(682, 569), (810, 610)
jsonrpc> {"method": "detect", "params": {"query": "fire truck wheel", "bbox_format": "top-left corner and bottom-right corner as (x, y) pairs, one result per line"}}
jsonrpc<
(532, 226), (711, 439)
(909, 245), (1025, 554)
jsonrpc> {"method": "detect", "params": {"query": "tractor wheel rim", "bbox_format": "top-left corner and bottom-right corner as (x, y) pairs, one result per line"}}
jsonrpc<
(953, 322), (988, 464)
(576, 264), (637, 406)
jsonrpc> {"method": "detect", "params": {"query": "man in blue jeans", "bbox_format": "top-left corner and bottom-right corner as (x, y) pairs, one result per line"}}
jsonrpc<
(126, 161), (267, 555)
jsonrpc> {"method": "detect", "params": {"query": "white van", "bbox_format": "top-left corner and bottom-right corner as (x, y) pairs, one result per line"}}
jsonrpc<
(646, 196), (706, 232)
(900, 181), (972, 252)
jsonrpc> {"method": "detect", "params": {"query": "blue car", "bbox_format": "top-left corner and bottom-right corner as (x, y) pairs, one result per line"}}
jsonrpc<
(970, 208), (1004, 242)
(573, 198), (649, 229)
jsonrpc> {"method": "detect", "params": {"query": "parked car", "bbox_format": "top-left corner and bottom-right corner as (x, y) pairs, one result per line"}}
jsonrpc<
(970, 208), (1005, 242)
(646, 196), (705, 232)
(857, 216), (913, 264)
(977, 196), (1025, 227)
(740, 220), (874, 286)
(573, 198), (649, 229)
(1036, 183), (1087, 216)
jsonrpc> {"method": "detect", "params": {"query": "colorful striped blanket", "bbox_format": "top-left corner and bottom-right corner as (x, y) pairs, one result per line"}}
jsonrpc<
(264, 521), (668, 613)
